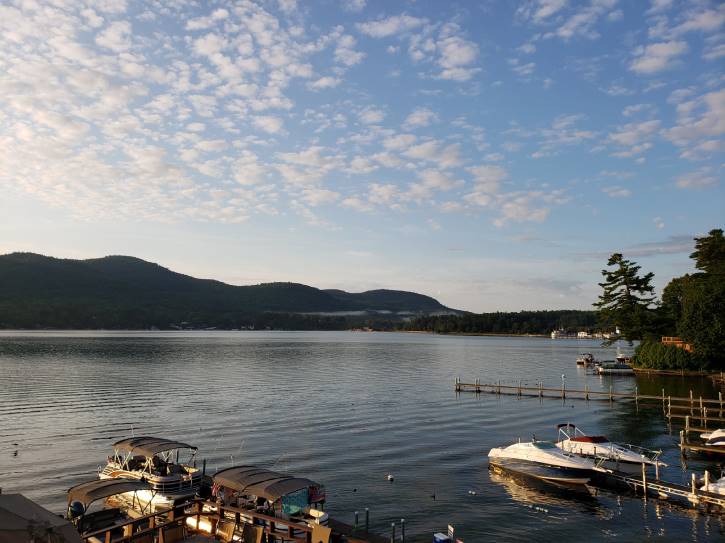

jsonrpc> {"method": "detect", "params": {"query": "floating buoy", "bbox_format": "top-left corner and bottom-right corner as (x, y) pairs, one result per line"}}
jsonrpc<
(468, 490), (477, 495)
(386, 474), (394, 481)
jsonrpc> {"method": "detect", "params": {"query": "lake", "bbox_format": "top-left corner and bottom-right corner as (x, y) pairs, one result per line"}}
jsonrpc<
(0, 331), (722, 541)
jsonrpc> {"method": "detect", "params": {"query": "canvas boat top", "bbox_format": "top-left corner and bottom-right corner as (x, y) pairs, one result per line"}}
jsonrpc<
(67, 478), (153, 507)
(112, 436), (198, 457)
(212, 465), (321, 502)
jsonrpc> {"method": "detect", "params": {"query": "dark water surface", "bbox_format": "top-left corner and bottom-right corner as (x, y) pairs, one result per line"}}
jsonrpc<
(0, 331), (722, 541)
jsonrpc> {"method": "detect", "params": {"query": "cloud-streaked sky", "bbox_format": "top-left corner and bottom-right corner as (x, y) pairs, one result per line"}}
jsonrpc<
(1, 0), (723, 312)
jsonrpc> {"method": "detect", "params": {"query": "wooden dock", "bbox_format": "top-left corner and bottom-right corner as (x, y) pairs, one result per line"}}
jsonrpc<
(594, 468), (725, 509)
(454, 378), (725, 412)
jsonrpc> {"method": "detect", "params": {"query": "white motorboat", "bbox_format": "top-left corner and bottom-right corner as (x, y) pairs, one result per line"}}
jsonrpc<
(698, 428), (725, 455)
(700, 473), (725, 495)
(556, 424), (664, 473)
(98, 436), (202, 511)
(488, 440), (595, 484)
(595, 360), (635, 375)
(576, 353), (595, 366)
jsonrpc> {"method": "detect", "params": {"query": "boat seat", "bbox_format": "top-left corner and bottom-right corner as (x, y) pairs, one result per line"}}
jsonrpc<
(241, 523), (264, 543)
(216, 520), (236, 543)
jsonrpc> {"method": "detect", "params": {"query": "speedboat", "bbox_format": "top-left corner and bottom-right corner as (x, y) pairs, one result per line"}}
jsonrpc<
(556, 424), (665, 473)
(700, 428), (725, 448)
(98, 436), (202, 511)
(595, 361), (634, 375)
(488, 440), (595, 484)
(700, 473), (725, 495)
(576, 353), (595, 366)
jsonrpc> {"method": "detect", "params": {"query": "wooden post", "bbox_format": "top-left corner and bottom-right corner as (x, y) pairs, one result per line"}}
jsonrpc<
(690, 389), (693, 410)
(365, 508), (369, 533)
(720, 391), (723, 416)
(518, 379), (521, 397)
(609, 385), (613, 402)
(655, 460), (660, 481)
(562, 381), (565, 400)
(390, 522), (396, 543)
(691, 473), (697, 498)
(539, 382), (542, 398)
(585, 384), (589, 401)
(635, 386), (638, 404)
(680, 429), (685, 457)
(641, 462), (647, 498)
(700, 396), (703, 415)
(704, 407), (708, 428)
(686, 415), (690, 434)
(704, 469), (710, 492)
(497, 380), (500, 395)
(661, 388), (665, 405)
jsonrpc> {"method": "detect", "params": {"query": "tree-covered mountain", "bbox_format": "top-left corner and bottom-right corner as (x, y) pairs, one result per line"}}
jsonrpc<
(0, 252), (456, 329)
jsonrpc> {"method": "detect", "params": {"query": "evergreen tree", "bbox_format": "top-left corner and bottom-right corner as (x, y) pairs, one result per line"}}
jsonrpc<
(594, 253), (656, 343)
(690, 228), (725, 274)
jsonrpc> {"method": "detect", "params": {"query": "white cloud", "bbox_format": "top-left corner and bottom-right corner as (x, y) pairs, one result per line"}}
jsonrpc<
(602, 185), (632, 197)
(358, 107), (385, 124)
(675, 169), (719, 189)
(253, 115), (284, 134)
(356, 14), (427, 38)
(630, 40), (688, 74)
(663, 89), (725, 148)
(608, 120), (660, 156)
(403, 107), (437, 129)
(548, 0), (619, 40)
(308, 76), (341, 91)
(468, 165), (507, 194)
(301, 187), (340, 206)
(517, 0), (569, 23)
(95, 21), (132, 52)
(653, 217), (665, 229)
(403, 140), (462, 169)
(342, 0), (367, 13)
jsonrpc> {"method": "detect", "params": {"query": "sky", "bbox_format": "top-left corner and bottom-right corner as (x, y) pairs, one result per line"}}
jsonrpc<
(0, 0), (723, 312)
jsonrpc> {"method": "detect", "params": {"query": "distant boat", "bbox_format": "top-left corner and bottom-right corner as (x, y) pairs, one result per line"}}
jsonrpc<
(488, 440), (595, 484)
(595, 361), (635, 375)
(699, 428), (725, 454)
(556, 424), (664, 473)
(576, 353), (595, 366)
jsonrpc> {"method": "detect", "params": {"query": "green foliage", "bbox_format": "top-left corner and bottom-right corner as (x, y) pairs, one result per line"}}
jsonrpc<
(677, 273), (725, 367)
(690, 228), (725, 274)
(594, 253), (656, 343)
(401, 310), (597, 335)
(633, 341), (709, 371)
(0, 253), (447, 330)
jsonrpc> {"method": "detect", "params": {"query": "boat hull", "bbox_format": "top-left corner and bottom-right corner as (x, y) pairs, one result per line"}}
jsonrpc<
(489, 458), (591, 484)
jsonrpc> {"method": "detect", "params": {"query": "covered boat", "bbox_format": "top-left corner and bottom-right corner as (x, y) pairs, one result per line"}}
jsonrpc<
(1, 493), (83, 543)
(488, 440), (595, 484)
(98, 436), (202, 511)
(67, 478), (154, 538)
(556, 424), (664, 473)
(209, 465), (327, 534)
(576, 353), (595, 366)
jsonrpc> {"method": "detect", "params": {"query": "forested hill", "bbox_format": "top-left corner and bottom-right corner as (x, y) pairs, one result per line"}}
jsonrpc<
(0, 252), (455, 329)
(402, 310), (598, 335)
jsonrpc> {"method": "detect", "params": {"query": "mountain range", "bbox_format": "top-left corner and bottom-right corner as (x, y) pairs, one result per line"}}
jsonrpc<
(0, 252), (458, 329)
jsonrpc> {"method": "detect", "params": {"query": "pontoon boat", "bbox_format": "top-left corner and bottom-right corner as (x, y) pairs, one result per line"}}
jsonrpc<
(595, 361), (634, 375)
(99, 436), (202, 511)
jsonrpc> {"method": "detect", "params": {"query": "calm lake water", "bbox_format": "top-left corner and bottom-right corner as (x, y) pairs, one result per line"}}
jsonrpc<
(0, 331), (723, 541)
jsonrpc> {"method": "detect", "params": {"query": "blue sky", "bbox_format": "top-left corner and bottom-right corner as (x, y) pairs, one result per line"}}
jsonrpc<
(0, 0), (723, 312)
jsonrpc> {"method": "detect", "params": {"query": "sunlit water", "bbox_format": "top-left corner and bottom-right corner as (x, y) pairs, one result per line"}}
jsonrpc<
(0, 331), (722, 541)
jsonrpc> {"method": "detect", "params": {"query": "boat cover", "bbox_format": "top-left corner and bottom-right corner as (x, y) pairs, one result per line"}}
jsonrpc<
(112, 436), (197, 456)
(213, 465), (320, 502)
(67, 478), (153, 507)
(0, 494), (83, 543)
(569, 436), (608, 443)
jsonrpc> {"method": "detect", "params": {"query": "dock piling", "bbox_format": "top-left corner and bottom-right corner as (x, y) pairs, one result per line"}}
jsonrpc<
(400, 518), (405, 542)
(690, 390), (693, 410)
(390, 522), (395, 543)
(365, 508), (369, 532)
(609, 385), (613, 402)
(354, 511), (359, 533)
(704, 407), (708, 428)
(655, 460), (660, 481)
(641, 462), (647, 498)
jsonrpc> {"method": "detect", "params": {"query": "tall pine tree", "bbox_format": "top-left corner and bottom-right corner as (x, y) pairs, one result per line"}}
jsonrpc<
(594, 253), (656, 343)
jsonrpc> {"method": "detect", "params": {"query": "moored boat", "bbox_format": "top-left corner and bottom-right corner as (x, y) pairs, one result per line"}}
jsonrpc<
(556, 423), (664, 473)
(699, 428), (725, 454)
(98, 436), (202, 511)
(576, 353), (595, 366)
(595, 361), (634, 375)
(67, 478), (154, 540)
(488, 440), (595, 484)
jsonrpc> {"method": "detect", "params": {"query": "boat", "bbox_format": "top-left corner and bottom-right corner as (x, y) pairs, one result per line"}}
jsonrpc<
(66, 478), (154, 540)
(98, 436), (202, 511)
(595, 360), (634, 375)
(576, 353), (595, 366)
(187, 465), (328, 537)
(556, 424), (664, 473)
(700, 428), (725, 445)
(488, 439), (595, 484)
(700, 473), (725, 495)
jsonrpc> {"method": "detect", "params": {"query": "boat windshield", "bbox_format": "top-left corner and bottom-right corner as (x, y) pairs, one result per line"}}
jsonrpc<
(532, 441), (557, 449)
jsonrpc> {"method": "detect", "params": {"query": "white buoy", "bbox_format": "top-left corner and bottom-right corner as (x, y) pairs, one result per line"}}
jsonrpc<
(387, 474), (394, 481)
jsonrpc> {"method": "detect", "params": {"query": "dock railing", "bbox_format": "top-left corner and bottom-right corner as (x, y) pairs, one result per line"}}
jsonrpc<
(79, 499), (385, 543)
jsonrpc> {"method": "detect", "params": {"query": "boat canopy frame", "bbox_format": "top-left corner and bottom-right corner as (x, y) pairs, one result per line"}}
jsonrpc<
(557, 423), (664, 465)
(110, 436), (198, 475)
(67, 478), (155, 515)
(212, 465), (325, 504)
